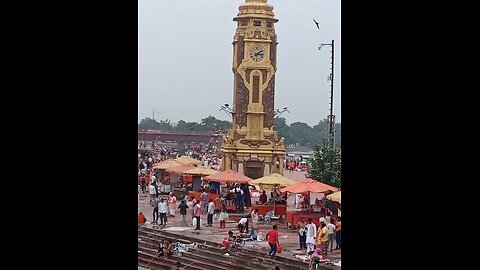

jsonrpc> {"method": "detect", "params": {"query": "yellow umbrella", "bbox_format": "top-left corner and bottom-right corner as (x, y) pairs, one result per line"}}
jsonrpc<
(249, 173), (297, 216)
(175, 156), (202, 165)
(183, 166), (218, 176)
(152, 160), (182, 170)
(249, 173), (297, 187)
(326, 190), (341, 204)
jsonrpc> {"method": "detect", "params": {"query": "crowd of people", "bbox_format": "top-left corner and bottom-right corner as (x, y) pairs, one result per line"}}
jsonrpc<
(140, 181), (341, 268)
(137, 138), (341, 268)
(296, 213), (341, 268)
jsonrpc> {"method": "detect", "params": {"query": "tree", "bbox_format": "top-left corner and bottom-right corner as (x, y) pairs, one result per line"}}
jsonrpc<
(138, 118), (173, 130)
(138, 116), (340, 146)
(138, 118), (160, 130)
(289, 122), (313, 146)
(308, 142), (341, 188)
(175, 120), (202, 131)
(274, 117), (291, 143)
(201, 116), (231, 131)
(157, 119), (173, 130)
(334, 123), (341, 145)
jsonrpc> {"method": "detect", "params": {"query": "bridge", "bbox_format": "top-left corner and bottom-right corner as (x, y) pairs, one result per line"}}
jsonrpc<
(138, 130), (221, 143)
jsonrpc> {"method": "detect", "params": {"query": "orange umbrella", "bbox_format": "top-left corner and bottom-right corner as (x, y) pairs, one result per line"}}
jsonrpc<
(280, 178), (338, 214)
(165, 164), (195, 174)
(279, 178), (338, 193)
(204, 170), (253, 184)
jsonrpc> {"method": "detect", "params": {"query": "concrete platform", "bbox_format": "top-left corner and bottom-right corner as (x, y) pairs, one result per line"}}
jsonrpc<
(138, 171), (341, 268)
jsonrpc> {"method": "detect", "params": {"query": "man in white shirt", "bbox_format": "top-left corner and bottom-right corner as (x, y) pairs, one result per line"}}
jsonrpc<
(206, 199), (215, 227)
(327, 221), (336, 252)
(148, 183), (156, 205)
(305, 218), (317, 253)
(151, 174), (156, 184)
(231, 185), (244, 213)
(158, 198), (168, 226)
(238, 217), (249, 234)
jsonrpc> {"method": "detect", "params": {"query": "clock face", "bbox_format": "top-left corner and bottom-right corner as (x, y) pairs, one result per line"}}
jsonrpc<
(249, 45), (265, 62)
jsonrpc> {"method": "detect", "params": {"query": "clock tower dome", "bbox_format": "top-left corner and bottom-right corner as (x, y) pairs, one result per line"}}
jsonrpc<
(221, 0), (286, 179)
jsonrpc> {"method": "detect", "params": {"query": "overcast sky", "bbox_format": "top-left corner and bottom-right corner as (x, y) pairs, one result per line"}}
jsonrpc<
(138, 0), (340, 126)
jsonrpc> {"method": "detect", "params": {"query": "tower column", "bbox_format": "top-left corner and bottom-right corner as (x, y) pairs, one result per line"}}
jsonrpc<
(220, 0), (285, 179)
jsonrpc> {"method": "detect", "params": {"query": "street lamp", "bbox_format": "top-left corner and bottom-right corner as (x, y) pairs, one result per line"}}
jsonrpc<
(219, 103), (233, 119)
(274, 107), (289, 117)
(319, 40), (335, 144)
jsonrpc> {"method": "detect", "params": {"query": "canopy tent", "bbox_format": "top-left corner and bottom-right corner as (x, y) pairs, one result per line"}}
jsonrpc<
(279, 178), (338, 194)
(183, 166), (218, 176)
(165, 164), (195, 174)
(165, 164), (195, 188)
(279, 178), (339, 214)
(249, 173), (297, 188)
(326, 190), (341, 204)
(152, 159), (182, 170)
(184, 167), (219, 192)
(248, 173), (297, 216)
(174, 156), (202, 165)
(204, 170), (253, 184)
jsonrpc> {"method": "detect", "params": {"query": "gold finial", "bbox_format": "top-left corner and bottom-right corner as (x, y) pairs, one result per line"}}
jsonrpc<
(237, 0), (275, 19)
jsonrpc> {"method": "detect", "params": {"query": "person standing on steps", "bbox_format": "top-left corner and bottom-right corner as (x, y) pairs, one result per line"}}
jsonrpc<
(200, 189), (209, 214)
(319, 221), (329, 258)
(193, 200), (202, 230)
(206, 199), (215, 227)
(305, 218), (317, 253)
(148, 182), (156, 205)
(297, 218), (307, 250)
(327, 218), (336, 252)
(168, 192), (177, 217)
(178, 199), (189, 226)
(266, 225), (280, 260)
(158, 198), (168, 227)
(141, 175), (146, 194)
(152, 196), (161, 224)
(251, 208), (259, 235)
(335, 217), (341, 249)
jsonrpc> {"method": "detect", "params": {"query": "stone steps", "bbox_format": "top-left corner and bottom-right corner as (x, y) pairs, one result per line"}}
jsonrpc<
(138, 233), (268, 270)
(138, 225), (308, 270)
(138, 250), (206, 270)
(138, 245), (227, 270)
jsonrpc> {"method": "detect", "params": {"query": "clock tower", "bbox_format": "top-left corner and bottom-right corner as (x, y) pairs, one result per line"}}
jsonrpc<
(221, 0), (286, 179)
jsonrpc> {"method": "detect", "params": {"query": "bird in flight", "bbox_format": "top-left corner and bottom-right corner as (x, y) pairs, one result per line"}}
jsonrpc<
(313, 19), (320, 29)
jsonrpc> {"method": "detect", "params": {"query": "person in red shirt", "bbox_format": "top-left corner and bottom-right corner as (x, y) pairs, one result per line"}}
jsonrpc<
(266, 225), (280, 259)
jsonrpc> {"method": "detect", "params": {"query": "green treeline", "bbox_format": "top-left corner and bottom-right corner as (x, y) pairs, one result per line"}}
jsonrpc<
(138, 116), (341, 146)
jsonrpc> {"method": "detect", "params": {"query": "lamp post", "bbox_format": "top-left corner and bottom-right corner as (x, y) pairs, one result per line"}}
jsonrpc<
(219, 104), (234, 119)
(319, 40), (335, 144)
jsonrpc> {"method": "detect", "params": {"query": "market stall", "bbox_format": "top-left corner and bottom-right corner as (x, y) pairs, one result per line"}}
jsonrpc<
(248, 173), (297, 216)
(184, 166), (220, 208)
(166, 164), (196, 199)
(280, 178), (338, 227)
(204, 170), (253, 212)
(152, 159), (183, 193)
